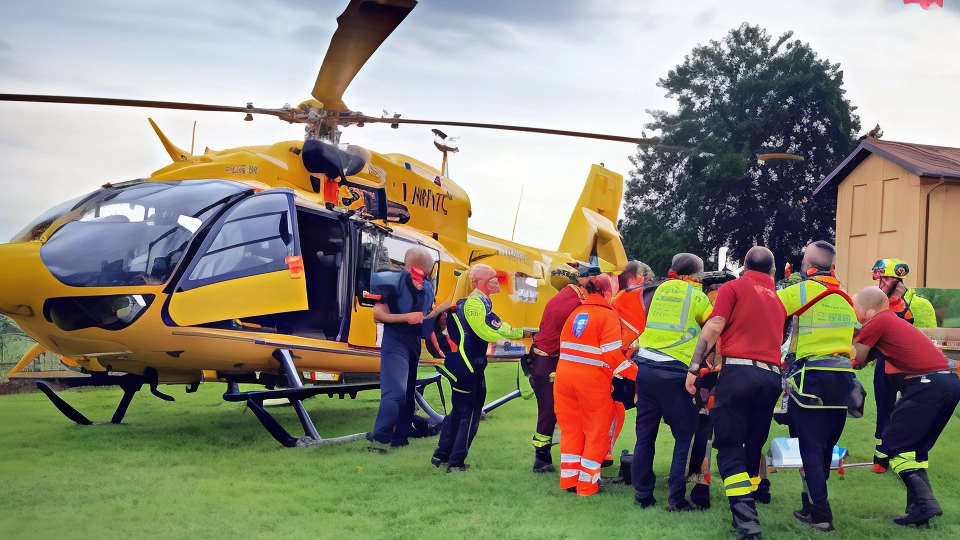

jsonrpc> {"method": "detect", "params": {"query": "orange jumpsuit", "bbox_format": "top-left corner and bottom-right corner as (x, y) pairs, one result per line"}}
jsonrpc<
(608, 285), (647, 462)
(555, 294), (638, 496)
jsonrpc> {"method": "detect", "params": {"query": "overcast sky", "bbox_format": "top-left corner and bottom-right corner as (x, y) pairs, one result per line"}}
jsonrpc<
(1, 0), (958, 250)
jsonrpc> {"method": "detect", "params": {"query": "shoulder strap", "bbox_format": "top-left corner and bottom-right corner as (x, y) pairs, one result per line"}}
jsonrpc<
(789, 288), (853, 318)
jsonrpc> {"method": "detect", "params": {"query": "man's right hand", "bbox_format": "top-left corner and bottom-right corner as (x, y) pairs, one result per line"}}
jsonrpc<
(406, 312), (426, 325)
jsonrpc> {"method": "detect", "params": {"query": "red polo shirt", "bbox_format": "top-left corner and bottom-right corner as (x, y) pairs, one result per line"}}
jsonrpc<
(855, 309), (949, 375)
(533, 284), (583, 356)
(709, 270), (787, 365)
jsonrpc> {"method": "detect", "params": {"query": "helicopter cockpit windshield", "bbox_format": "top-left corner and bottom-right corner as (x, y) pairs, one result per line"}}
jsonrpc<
(39, 180), (251, 287)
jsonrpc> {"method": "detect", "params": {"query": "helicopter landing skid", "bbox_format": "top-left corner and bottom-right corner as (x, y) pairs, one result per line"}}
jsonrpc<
(35, 366), (175, 425)
(228, 349), (448, 448)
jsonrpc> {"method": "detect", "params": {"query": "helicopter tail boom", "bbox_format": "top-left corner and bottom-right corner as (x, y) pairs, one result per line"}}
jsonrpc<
(557, 165), (628, 269)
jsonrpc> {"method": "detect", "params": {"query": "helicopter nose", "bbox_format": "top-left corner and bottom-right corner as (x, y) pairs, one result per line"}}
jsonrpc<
(0, 241), (53, 319)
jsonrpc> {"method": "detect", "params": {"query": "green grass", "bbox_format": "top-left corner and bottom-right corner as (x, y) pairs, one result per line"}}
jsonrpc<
(1, 364), (958, 540)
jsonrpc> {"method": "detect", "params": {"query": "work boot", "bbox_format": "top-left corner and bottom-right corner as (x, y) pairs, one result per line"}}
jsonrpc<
(793, 491), (813, 524)
(446, 463), (470, 473)
(873, 451), (889, 474)
(801, 500), (835, 533)
(533, 450), (555, 473)
(894, 469), (943, 527)
(666, 499), (701, 512)
(755, 479), (772, 505)
(729, 496), (762, 540)
(431, 450), (448, 468)
(690, 483), (711, 510)
(635, 493), (657, 509)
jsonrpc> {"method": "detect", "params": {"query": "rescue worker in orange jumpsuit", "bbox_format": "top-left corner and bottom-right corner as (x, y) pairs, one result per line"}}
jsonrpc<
(609, 261), (651, 467)
(555, 275), (638, 496)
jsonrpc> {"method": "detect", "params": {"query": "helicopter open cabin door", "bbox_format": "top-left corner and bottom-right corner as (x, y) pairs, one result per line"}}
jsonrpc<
(168, 190), (308, 327)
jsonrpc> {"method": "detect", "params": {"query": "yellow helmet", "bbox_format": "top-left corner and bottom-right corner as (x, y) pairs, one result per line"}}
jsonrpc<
(872, 258), (910, 280)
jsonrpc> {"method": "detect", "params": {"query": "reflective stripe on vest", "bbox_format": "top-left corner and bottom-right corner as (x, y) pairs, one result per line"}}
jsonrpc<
(637, 281), (703, 365)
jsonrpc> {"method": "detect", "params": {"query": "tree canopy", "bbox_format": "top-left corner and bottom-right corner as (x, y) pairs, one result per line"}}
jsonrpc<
(621, 23), (861, 276)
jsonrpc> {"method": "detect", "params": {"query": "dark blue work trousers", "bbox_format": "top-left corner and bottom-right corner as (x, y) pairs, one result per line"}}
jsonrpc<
(435, 364), (487, 467)
(632, 362), (700, 506)
(786, 370), (855, 516)
(873, 355), (907, 440)
(878, 371), (960, 463)
(712, 364), (783, 501)
(372, 330), (421, 445)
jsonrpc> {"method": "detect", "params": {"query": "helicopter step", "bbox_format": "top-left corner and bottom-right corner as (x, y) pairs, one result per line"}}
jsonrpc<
(35, 366), (174, 426)
(228, 349), (447, 448)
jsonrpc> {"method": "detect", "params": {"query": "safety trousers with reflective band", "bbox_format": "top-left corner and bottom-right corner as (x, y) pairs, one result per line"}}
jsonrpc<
(533, 432), (552, 450)
(554, 361), (614, 496)
(890, 452), (929, 475)
(724, 472), (753, 497)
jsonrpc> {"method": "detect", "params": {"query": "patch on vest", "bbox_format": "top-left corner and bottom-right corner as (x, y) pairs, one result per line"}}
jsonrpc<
(572, 313), (589, 338)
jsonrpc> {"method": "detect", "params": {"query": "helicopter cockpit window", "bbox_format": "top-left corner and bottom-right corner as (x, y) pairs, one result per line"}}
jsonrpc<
(39, 180), (250, 287)
(362, 233), (440, 301)
(10, 189), (100, 242)
(185, 192), (294, 287)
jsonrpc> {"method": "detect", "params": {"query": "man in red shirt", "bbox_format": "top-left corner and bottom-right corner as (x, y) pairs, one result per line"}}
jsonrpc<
(853, 286), (960, 527)
(686, 247), (787, 540)
(527, 266), (592, 473)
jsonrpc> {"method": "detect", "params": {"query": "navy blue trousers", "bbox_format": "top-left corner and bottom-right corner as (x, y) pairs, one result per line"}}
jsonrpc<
(632, 363), (700, 506)
(878, 372), (960, 464)
(435, 364), (487, 466)
(712, 364), (782, 501)
(786, 370), (855, 515)
(372, 330), (421, 445)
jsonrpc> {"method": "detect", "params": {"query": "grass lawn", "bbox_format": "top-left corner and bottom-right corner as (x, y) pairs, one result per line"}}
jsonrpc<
(1, 363), (958, 540)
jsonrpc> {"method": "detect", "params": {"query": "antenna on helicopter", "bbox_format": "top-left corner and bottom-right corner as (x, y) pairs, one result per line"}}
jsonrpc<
(432, 129), (459, 178)
(190, 121), (197, 156)
(510, 184), (524, 242)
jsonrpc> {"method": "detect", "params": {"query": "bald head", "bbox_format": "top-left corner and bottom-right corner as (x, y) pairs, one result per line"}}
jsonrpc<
(671, 253), (704, 277)
(802, 241), (836, 274)
(855, 286), (889, 312)
(470, 264), (496, 282)
(404, 246), (434, 272)
(744, 246), (775, 275)
(470, 263), (500, 296)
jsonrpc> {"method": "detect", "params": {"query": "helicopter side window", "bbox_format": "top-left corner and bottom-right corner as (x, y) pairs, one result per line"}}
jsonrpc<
(185, 193), (293, 287)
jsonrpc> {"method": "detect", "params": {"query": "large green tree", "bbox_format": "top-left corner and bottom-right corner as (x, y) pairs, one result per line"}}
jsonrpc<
(621, 24), (861, 275)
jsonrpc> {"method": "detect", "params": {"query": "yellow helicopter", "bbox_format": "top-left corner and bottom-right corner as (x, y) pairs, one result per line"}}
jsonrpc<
(0, 0), (647, 446)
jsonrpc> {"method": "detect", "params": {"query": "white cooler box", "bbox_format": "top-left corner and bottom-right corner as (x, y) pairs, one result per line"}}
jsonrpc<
(768, 437), (848, 469)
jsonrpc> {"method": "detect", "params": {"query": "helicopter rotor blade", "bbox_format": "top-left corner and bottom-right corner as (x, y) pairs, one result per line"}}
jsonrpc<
(0, 94), (251, 113)
(357, 115), (658, 146)
(311, 0), (417, 112)
(0, 94), (301, 121)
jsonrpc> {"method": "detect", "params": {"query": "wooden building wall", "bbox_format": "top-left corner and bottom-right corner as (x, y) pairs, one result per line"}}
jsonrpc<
(835, 154), (960, 294)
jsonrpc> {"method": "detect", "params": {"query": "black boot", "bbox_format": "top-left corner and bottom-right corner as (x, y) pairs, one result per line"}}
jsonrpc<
(533, 450), (555, 473)
(755, 479), (771, 505)
(793, 491), (812, 524)
(690, 483), (711, 510)
(804, 499), (835, 532)
(730, 496), (762, 540)
(895, 469), (943, 527)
